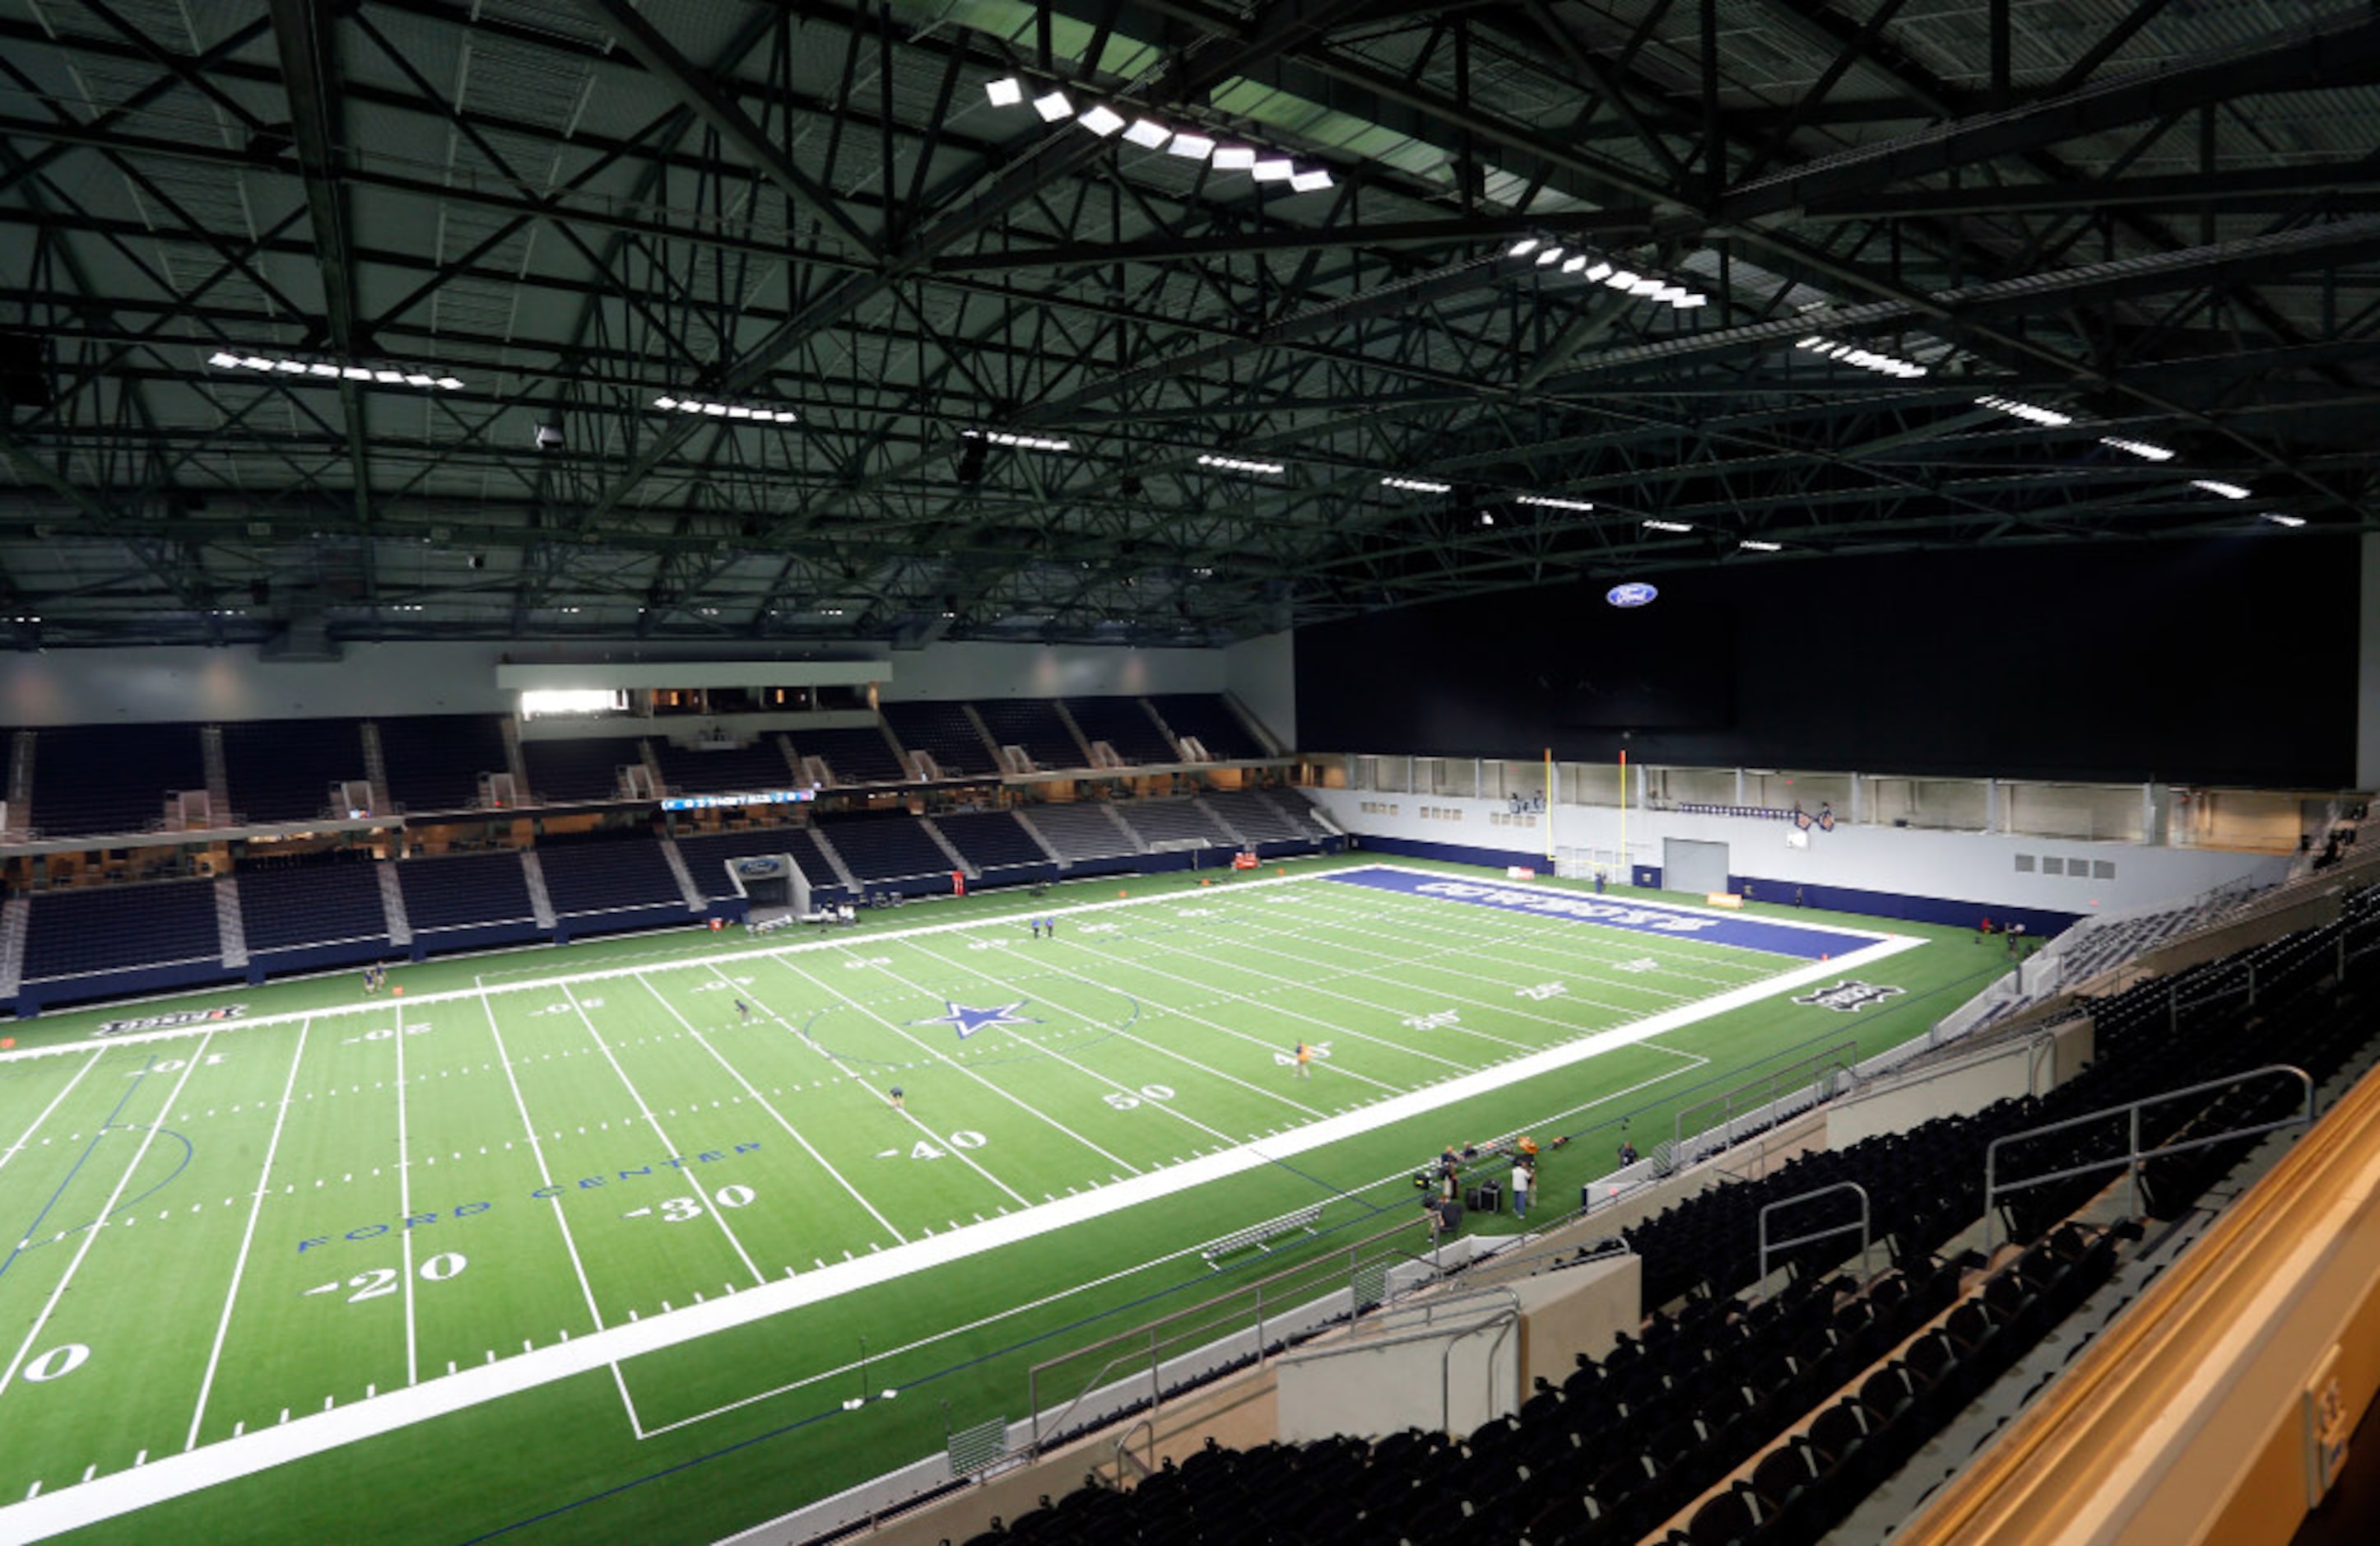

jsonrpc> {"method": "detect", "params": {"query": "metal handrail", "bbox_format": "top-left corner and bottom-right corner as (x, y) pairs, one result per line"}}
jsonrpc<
(1758, 1180), (1871, 1288)
(1276, 1284), (1523, 1434)
(1024, 1217), (1418, 1455)
(1670, 1034), (1860, 1170)
(1983, 1064), (2316, 1250)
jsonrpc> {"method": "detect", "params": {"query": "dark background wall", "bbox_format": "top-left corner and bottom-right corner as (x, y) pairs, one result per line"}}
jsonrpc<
(1295, 536), (2357, 786)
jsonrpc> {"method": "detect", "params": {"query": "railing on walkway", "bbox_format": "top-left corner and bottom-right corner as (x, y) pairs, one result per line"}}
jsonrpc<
(1271, 1284), (1524, 1437)
(1982, 1064), (2316, 1251)
(1759, 1180), (1873, 1288)
(1024, 1217), (1434, 1457)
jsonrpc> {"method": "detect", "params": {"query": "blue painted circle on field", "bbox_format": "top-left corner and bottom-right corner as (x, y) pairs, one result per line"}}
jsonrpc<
(1606, 581), (1658, 608)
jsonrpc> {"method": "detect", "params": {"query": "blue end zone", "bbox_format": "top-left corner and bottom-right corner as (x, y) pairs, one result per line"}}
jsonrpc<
(1325, 866), (1888, 960)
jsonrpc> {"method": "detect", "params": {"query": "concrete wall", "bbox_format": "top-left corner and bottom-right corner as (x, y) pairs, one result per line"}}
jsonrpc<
(0, 638), (1258, 724)
(1306, 786), (2291, 920)
(1510, 1253), (1640, 1392)
(1827, 1021), (2094, 1149)
(1225, 630), (1296, 748)
(1275, 1301), (1520, 1441)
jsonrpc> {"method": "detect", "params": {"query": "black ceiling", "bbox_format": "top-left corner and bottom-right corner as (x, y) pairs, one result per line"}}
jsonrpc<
(1, 0), (2374, 651)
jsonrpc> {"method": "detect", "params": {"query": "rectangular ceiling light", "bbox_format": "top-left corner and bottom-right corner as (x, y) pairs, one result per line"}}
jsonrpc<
(1197, 453), (1283, 475)
(1211, 145), (1258, 170)
(1976, 393), (2074, 427)
(1642, 519), (1694, 533)
(1288, 169), (1333, 193)
(2100, 435), (2176, 462)
(1251, 158), (1295, 181)
(1167, 132), (1216, 160)
(1077, 104), (1126, 136)
(207, 349), (464, 391)
(1032, 90), (1074, 122)
(1739, 538), (1783, 552)
(2262, 512), (2307, 527)
(653, 396), (796, 423)
(1515, 494), (1594, 512)
(2192, 479), (2251, 499)
(1123, 119), (1172, 148)
(984, 77), (1025, 107)
(1380, 476), (1453, 493)
(966, 428), (1074, 453)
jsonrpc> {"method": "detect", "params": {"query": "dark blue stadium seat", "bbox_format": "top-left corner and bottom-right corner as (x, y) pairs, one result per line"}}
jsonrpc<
(1062, 696), (1175, 763)
(793, 725), (906, 786)
(238, 858), (390, 952)
(653, 738), (796, 795)
(23, 879), (221, 980)
(1146, 694), (1264, 761)
(881, 701), (994, 777)
(815, 813), (953, 886)
(397, 850), (535, 931)
(522, 736), (648, 804)
(30, 723), (207, 837)
(536, 832), (686, 915)
(221, 718), (370, 825)
(378, 715), (509, 814)
(971, 700), (1084, 771)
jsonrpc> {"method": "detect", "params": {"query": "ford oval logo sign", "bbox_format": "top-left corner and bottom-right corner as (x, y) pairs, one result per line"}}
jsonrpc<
(1606, 581), (1659, 608)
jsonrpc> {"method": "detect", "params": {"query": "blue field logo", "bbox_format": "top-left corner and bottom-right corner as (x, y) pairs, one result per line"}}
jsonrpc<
(918, 1001), (1040, 1038)
(1605, 581), (1658, 608)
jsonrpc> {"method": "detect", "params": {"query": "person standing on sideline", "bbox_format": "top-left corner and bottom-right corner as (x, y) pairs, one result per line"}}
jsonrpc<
(1618, 1138), (1639, 1168)
(1029, 917), (1042, 940)
(1044, 915), (1057, 938)
(1293, 1040), (1312, 1078)
(1512, 1156), (1535, 1218)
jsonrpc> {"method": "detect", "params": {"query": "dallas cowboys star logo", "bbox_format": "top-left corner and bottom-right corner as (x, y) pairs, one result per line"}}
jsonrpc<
(916, 1001), (1040, 1039)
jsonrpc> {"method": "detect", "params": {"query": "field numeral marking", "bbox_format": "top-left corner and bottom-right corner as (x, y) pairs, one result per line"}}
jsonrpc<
(844, 957), (891, 969)
(23, 1343), (89, 1383)
(1102, 1084), (1178, 1111)
(1076, 922), (1120, 934)
(966, 939), (1012, 951)
(127, 1055), (226, 1074)
(346, 1026), (430, 1043)
(657, 1185), (755, 1222)
(307, 1254), (469, 1302)
(911, 1131), (988, 1160)
(1516, 982), (1566, 1001)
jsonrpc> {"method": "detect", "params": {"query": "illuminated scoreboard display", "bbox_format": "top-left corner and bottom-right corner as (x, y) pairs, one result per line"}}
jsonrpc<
(658, 788), (819, 811)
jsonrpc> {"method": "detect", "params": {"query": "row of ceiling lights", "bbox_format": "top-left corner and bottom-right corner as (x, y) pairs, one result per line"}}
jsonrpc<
(206, 352), (463, 391)
(1967, 394), (2296, 521)
(985, 77), (1334, 192)
(1507, 239), (1708, 309)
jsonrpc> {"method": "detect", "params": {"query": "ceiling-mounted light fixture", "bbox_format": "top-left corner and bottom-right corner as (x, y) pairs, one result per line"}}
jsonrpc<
(1379, 476), (1453, 493)
(1122, 119), (1171, 148)
(1077, 104), (1126, 136)
(1738, 538), (1783, 552)
(1211, 146), (1258, 170)
(1975, 393), (2072, 426)
(963, 428), (1074, 453)
(2100, 436), (2176, 462)
(2261, 512), (2307, 527)
(1642, 519), (1694, 533)
(984, 77), (1024, 107)
(1197, 453), (1284, 476)
(652, 396), (797, 423)
(1167, 133), (1216, 160)
(1032, 90), (1074, 122)
(2192, 479), (2251, 500)
(1514, 494), (1594, 512)
(206, 350), (464, 391)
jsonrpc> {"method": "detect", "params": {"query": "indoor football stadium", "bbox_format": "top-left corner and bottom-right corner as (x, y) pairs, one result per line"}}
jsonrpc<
(2, 5), (2379, 1546)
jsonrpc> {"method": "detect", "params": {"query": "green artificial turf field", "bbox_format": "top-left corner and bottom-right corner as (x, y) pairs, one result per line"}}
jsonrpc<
(0, 855), (2012, 1544)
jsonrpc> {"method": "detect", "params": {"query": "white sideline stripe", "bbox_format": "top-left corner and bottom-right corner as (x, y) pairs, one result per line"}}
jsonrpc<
(0, 864), (1888, 1069)
(0, 929), (1919, 1542)
(185, 1021), (311, 1451)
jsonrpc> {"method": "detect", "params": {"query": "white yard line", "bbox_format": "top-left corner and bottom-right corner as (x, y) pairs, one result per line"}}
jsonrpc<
(1055, 926), (1468, 1079)
(904, 934), (1333, 1121)
(1114, 904), (1662, 1048)
(0, 930), (1924, 1544)
(863, 947), (1248, 1153)
(1271, 891), (1718, 1008)
(477, 990), (610, 1339)
(393, 1000), (418, 1388)
(185, 1020), (311, 1451)
(711, 962), (1030, 1209)
(560, 983), (765, 1288)
(770, 955), (1144, 1177)
(1294, 886), (1769, 990)
(0, 1045), (105, 1178)
(0, 1034), (218, 1402)
(630, 971), (907, 1245)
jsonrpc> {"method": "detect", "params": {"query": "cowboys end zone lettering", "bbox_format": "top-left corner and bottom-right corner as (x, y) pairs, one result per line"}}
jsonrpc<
(295, 1141), (763, 1250)
(1325, 867), (1883, 960)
